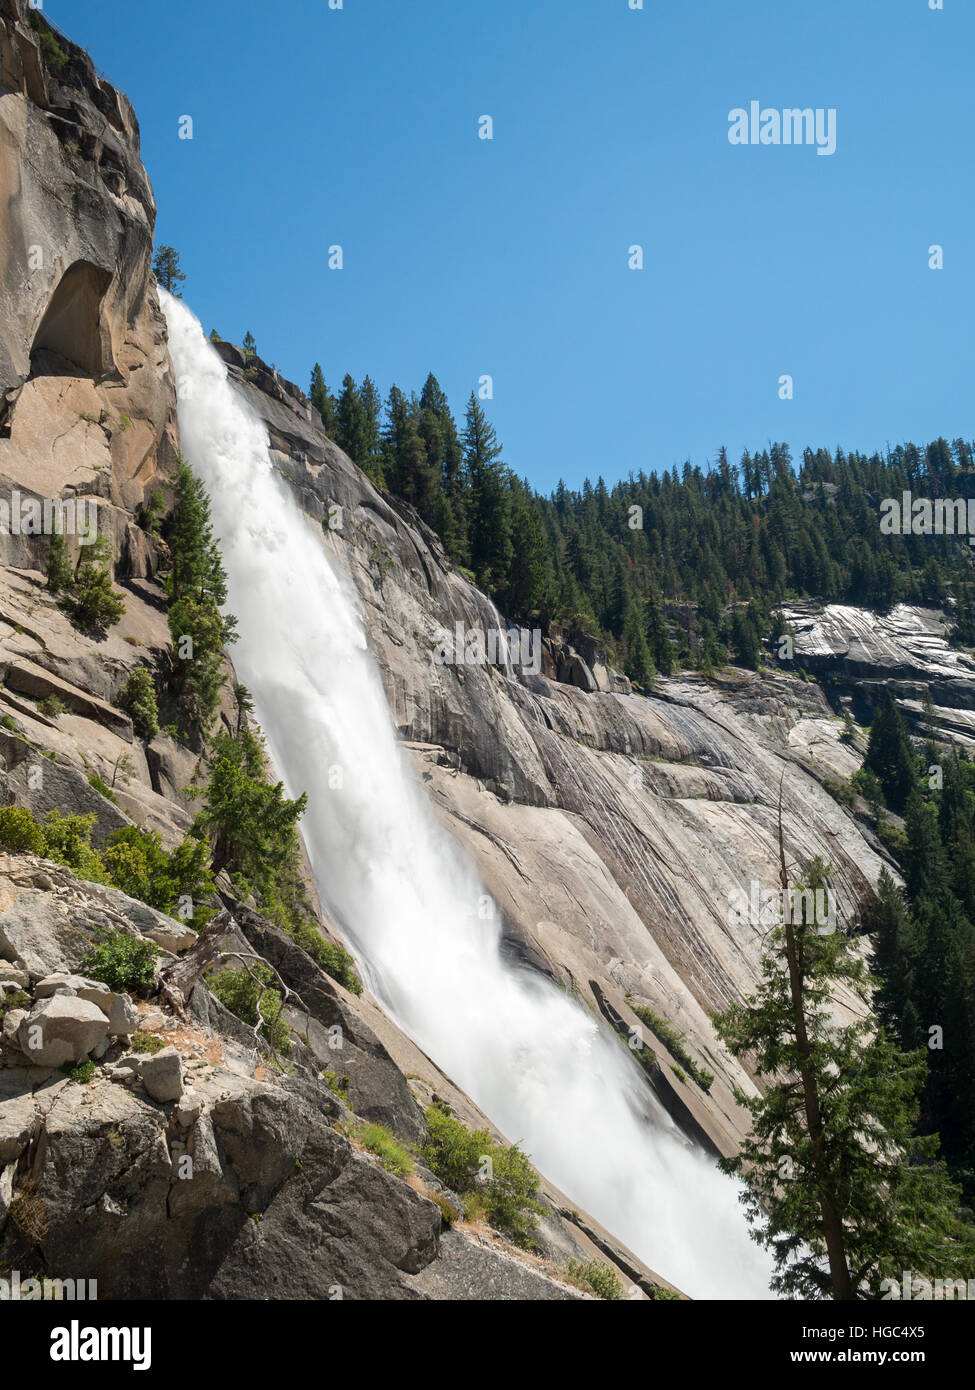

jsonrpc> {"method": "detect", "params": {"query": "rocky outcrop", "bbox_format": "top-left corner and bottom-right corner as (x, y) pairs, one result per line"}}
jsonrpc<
(0, 0), (177, 532)
(0, 852), (656, 1299)
(783, 600), (975, 745)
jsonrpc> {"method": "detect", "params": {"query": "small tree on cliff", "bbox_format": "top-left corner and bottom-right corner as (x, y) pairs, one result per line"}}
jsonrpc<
(153, 245), (186, 297)
(713, 791), (970, 1298)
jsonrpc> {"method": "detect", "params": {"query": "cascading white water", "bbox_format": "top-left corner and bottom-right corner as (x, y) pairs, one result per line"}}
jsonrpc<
(161, 292), (773, 1299)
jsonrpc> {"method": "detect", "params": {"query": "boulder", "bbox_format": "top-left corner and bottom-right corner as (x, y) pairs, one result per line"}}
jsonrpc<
(1, 1007), (27, 1046)
(142, 921), (197, 954)
(139, 1045), (183, 1102)
(33, 973), (138, 1038)
(17, 994), (110, 1067)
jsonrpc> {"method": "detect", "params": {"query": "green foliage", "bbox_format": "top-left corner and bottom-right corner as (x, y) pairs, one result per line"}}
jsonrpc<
(64, 535), (126, 633)
(864, 750), (975, 1195)
(102, 825), (215, 929)
(208, 962), (291, 1055)
(46, 532), (73, 593)
(81, 929), (158, 994)
(29, 11), (66, 72)
(564, 1258), (624, 1300)
(118, 667), (159, 739)
(153, 245), (185, 296)
(192, 723), (306, 899)
(163, 461), (236, 729)
(242, 331), (257, 358)
(130, 1030), (166, 1055)
(37, 694), (66, 719)
(357, 1122), (414, 1176)
(0, 989), (31, 1020)
(0, 803), (213, 927)
(321, 1069), (350, 1103)
(136, 487), (165, 533)
(42, 810), (107, 882)
(309, 363), (336, 436)
(420, 1103), (543, 1248)
(61, 1060), (96, 1084)
(628, 1001), (714, 1091)
(87, 774), (117, 804)
(0, 806), (46, 855)
(314, 938), (362, 994)
(865, 692), (919, 815)
(714, 876), (972, 1299)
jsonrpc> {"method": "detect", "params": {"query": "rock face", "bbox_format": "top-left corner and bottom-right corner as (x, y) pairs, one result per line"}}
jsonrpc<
(784, 600), (975, 744)
(0, 0), (177, 531)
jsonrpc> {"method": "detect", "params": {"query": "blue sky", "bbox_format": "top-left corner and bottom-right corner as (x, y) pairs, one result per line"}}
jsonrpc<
(51, 0), (973, 493)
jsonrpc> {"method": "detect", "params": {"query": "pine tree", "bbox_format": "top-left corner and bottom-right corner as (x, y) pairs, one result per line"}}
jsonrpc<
(46, 531), (73, 593)
(309, 364), (336, 436)
(152, 245), (186, 296)
(335, 375), (370, 468)
(242, 331), (257, 359)
(715, 848), (970, 1299)
(865, 693), (919, 815)
(462, 393), (512, 597)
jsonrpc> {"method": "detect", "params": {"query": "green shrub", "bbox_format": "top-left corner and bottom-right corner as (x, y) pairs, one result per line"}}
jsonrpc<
(421, 1103), (543, 1248)
(358, 1122), (414, 1176)
(130, 1030), (165, 1055)
(81, 928), (157, 994)
(421, 1101), (490, 1193)
(2, 714), (17, 731)
(671, 1064), (687, 1083)
(102, 825), (214, 929)
(482, 1143), (544, 1247)
(118, 668), (159, 739)
(29, 12), (66, 73)
(88, 773), (117, 804)
(628, 1002), (714, 1092)
(646, 1284), (683, 1300)
(322, 1069), (350, 1103)
(66, 536), (125, 633)
(61, 1060), (96, 1084)
(208, 962), (291, 1055)
(0, 805), (46, 855)
(429, 1191), (459, 1226)
(0, 989), (31, 1020)
(37, 694), (66, 719)
(42, 811), (107, 883)
(289, 921), (361, 993)
(565, 1258), (624, 1300)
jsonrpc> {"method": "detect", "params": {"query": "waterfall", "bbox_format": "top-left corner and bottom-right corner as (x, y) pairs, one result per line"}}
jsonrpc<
(161, 292), (773, 1300)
